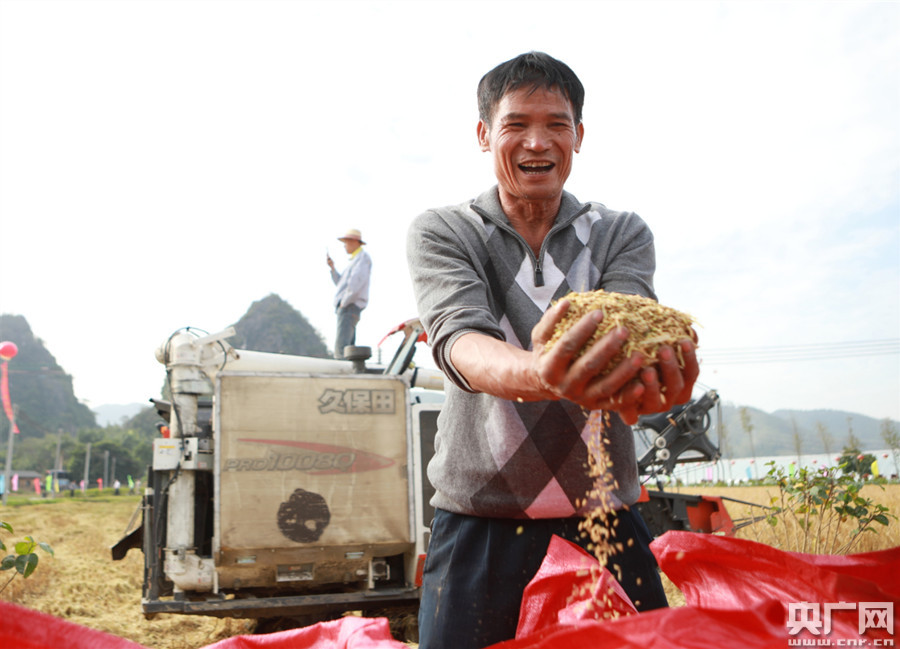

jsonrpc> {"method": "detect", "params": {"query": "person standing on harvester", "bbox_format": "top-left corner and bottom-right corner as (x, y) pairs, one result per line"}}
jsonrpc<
(327, 228), (371, 359)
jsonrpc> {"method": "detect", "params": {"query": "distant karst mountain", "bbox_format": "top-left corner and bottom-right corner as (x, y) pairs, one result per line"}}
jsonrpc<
(710, 402), (894, 460)
(0, 314), (97, 437)
(228, 294), (330, 358)
(121, 294), (331, 435)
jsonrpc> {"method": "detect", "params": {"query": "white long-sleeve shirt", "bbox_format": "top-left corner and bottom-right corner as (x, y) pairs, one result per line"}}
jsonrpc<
(331, 247), (372, 310)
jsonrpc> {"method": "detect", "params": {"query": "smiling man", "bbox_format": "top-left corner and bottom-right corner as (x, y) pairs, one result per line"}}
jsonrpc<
(406, 52), (698, 649)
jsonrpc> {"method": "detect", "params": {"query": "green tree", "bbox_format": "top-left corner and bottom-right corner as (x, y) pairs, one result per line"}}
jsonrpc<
(61, 426), (151, 486)
(2, 435), (55, 474)
(838, 445), (876, 477)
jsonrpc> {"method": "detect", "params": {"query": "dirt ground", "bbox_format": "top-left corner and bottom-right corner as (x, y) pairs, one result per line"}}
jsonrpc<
(1, 495), (253, 649)
(2, 485), (898, 647)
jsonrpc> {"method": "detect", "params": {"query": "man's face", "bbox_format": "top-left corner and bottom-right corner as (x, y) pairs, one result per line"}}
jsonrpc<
(477, 86), (584, 207)
(341, 238), (361, 254)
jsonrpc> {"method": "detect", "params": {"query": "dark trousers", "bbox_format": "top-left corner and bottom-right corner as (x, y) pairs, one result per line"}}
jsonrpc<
(417, 507), (667, 649)
(334, 304), (361, 359)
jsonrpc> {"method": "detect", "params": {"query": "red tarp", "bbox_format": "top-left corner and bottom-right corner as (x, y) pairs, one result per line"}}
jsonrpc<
(0, 603), (406, 649)
(497, 531), (898, 647)
(199, 616), (408, 649)
(1, 531), (896, 648)
(652, 531), (899, 643)
(515, 535), (636, 637)
(0, 600), (147, 649)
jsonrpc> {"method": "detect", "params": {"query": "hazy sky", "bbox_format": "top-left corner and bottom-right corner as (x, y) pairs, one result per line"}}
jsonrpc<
(1, 0), (898, 421)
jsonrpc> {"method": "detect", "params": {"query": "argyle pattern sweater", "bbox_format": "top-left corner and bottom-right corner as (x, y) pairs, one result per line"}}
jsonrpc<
(407, 187), (657, 518)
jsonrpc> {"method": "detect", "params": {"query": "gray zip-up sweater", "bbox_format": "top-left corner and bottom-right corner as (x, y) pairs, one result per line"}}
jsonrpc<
(407, 186), (656, 518)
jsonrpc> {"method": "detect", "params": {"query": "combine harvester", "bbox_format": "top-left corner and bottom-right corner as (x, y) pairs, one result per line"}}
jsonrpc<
(113, 321), (761, 632)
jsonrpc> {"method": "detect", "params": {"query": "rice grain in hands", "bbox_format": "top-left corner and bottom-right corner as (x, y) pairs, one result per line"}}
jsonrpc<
(544, 290), (696, 375)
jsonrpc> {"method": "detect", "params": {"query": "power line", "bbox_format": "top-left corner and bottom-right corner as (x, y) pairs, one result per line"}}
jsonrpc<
(699, 339), (900, 365)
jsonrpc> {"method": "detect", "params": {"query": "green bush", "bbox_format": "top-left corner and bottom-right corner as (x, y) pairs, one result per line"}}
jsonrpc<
(763, 461), (893, 554)
(0, 520), (54, 593)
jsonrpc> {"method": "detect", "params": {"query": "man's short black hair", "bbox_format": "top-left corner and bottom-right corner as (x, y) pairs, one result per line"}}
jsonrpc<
(477, 51), (585, 126)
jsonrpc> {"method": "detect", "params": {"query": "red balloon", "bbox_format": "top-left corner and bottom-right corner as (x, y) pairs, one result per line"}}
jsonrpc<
(0, 341), (17, 361)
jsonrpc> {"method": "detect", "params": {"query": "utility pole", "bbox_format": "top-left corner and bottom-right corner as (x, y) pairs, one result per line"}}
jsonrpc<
(1, 405), (15, 506)
(83, 442), (92, 493)
(0, 342), (19, 505)
(54, 428), (63, 471)
(51, 427), (63, 498)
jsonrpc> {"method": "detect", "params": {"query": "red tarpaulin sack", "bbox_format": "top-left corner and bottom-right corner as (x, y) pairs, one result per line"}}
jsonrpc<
(0, 600), (148, 649)
(652, 531), (899, 642)
(0, 600), (407, 649)
(489, 531), (897, 648)
(515, 534), (636, 638)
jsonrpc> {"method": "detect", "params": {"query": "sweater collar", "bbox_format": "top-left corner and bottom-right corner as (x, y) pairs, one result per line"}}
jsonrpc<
(471, 186), (589, 229)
